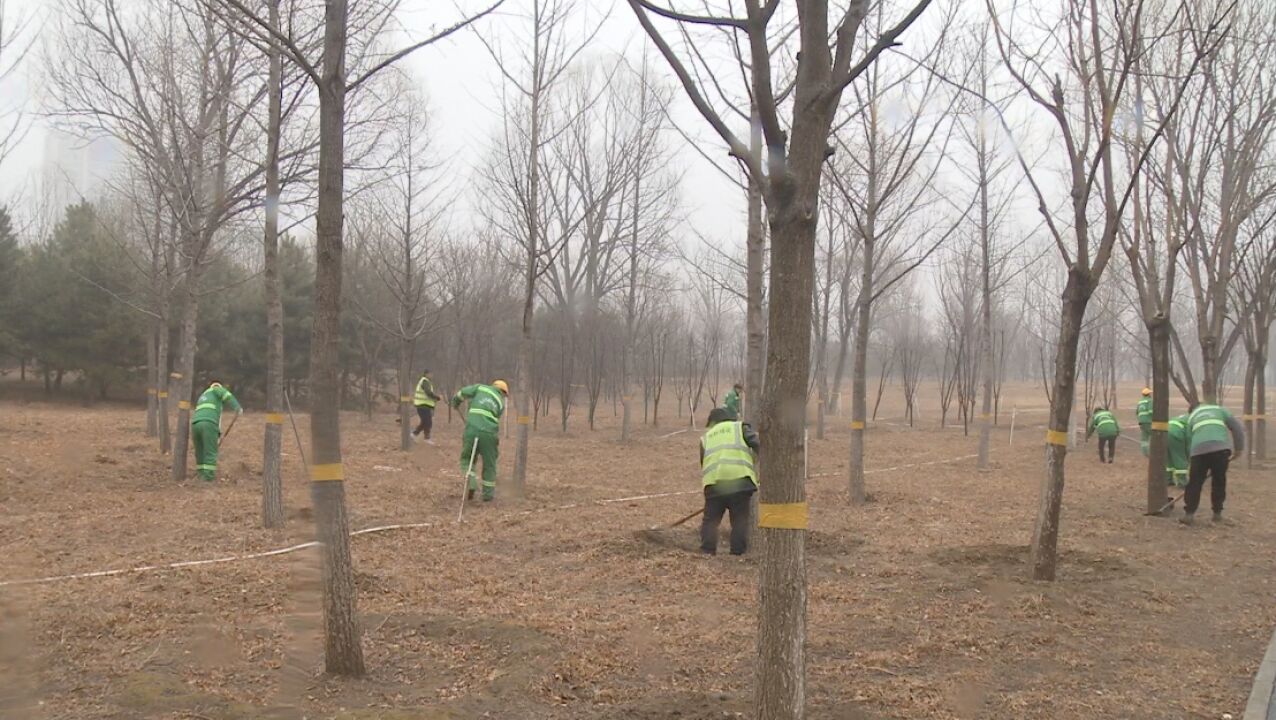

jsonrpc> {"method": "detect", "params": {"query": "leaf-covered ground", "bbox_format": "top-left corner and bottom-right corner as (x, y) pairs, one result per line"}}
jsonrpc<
(1, 385), (1272, 719)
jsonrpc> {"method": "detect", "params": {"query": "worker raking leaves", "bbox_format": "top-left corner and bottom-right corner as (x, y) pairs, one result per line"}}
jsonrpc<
(1180, 402), (1245, 526)
(451, 379), (509, 502)
(1086, 406), (1119, 464)
(699, 407), (759, 555)
(1137, 387), (1153, 456)
(1166, 414), (1190, 489)
(191, 381), (243, 482)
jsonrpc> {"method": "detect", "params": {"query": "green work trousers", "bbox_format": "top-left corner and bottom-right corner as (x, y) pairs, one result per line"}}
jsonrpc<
(1166, 442), (1189, 488)
(460, 427), (499, 500)
(192, 420), (220, 481)
(1140, 424), (1151, 457)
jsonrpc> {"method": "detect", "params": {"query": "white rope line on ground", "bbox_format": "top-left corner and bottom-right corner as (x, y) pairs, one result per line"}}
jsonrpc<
(0, 490), (703, 588)
(1, 453), (975, 588)
(808, 453), (978, 479)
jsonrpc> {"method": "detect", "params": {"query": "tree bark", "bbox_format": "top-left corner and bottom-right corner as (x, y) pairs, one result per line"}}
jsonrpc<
(146, 326), (158, 437)
(158, 308), (171, 454)
(1146, 322), (1171, 511)
(399, 339), (413, 451)
(1031, 271), (1090, 581)
(261, 0), (285, 530)
(170, 289), (198, 482)
(309, 0), (365, 676)
(755, 202), (815, 720)
(745, 113), (767, 427)
(847, 275), (871, 504)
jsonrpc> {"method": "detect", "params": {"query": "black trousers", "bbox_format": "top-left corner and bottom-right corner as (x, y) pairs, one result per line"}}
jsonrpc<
(1184, 450), (1229, 514)
(701, 488), (754, 555)
(413, 406), (434, 438)
(1098, 436), (1115, 462)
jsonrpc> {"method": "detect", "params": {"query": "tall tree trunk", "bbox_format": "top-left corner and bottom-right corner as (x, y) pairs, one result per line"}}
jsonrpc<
(170, 289), (198, 482)
(399, 339), (413, 451)
(261, 2), (285, 530)
(309, 0), (365, 676)
(976, 123), (993, 469)
(1257, 333), (1268, 462)
(158, 311), (171, 454)
(1146, 322), (1171, 511)
(1243, 349), (1255, 469)
(745, 120), (767, 427)
(146, 327), (158, 436)
(847, 279), (871, 504)
(755, 205), (815, 720)
(1031, 271), (1091, 581)
(511, 58), (543, 499)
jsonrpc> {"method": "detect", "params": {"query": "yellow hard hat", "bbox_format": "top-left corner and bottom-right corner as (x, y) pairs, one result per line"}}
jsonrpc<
(492, 379), (509, 394)
(1141, 387), (1151, 396)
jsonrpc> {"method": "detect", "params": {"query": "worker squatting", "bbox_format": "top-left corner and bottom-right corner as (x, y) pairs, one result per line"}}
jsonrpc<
(1087, 387), (1245, 526)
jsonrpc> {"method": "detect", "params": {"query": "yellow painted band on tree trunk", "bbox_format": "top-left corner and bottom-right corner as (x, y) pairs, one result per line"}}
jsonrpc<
(177, 401), (191, 410)
(979, 413), (992, 420)
(850, 421), (865, 430)
(158, 392), (169, 398)
(400, 396), (411, 403)
(310, 464), (344, 482)
(264, 413), (285, 424)
(517, 416), (531, 425)
(758, 502), (808, 530)
(1045, 430), (1068, 446)
(1151, 421), (1170, 431)
(146, 388), (157, 395)
(170, 372), (182, 379)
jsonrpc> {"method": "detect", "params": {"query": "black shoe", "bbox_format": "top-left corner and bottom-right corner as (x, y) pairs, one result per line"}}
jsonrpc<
(1212, 511), (1225, 524)
(1108, 459), (1114, 464)
(1179, 512), (1195, 526)
(700, 547), (716, 555)
(466, 488), (475, 500)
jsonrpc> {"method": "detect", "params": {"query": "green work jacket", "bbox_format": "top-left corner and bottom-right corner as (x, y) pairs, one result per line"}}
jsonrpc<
(452, 384), (505, 434)
(192, 385), (241, 425)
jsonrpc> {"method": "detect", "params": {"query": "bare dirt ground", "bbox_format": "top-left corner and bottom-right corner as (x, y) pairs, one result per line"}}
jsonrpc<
(1, 383), (1273, 719)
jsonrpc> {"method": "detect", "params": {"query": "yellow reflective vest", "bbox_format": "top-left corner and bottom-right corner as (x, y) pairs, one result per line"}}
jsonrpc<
(701, 421), (758, 489)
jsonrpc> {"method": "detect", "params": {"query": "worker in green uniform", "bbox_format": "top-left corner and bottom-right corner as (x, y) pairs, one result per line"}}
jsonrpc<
(451, 379), (509, 501)
(1086, 406), (1120, 463)
(412, 369), (442, 445)
(1165, 414), (1190, 489)
(723, 382), (743, 420)
(1180, 402), (1245, 525)
(191, 381), (242, 482)
(1137, 387), (1153, 456)
(700, 407), (759, 555)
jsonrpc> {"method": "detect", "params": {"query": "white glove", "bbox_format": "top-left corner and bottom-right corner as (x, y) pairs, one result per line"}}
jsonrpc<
(237, 408), (244, 416)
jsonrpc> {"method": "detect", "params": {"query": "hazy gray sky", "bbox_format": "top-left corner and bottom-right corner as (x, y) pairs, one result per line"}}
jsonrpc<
(0, 0), (747, 250)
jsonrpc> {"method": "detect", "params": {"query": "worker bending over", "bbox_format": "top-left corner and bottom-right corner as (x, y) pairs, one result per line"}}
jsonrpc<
(699, 407), (760, 556)
(1180, 402), (1245, 525)
(191, 381), (242, 482)
(1166, 414), (1190, 489)
(1087, 406), (1119, 463)
(412, 369), (442, 444)
(451, 379), (509, 501)
(723, 383), (743, 420)
(1137, 387), (1153, 456)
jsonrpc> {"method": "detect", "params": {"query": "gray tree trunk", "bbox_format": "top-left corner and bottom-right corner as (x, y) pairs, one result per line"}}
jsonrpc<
(309, 0), (365, 676)
(261, 0), (285, 530)
(170, 290), (198, 482)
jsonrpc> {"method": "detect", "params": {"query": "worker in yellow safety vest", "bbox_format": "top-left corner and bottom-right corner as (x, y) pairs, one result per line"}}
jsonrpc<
(412, 369), (442, 444)
(699, 407), (760, 555)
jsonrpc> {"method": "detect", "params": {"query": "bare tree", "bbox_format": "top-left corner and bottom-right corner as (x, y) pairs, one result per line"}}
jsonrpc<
(207, 0), (501, 677)
(988, 0), (1230, 580)
(629, 0), (937, 714)
(1174, 3), (1276, 403)
(828, 19), (964, 504)
(478, 0), (600, 494)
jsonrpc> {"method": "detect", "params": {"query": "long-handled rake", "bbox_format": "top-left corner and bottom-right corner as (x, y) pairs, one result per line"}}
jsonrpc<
(456, 437), (480, 523)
